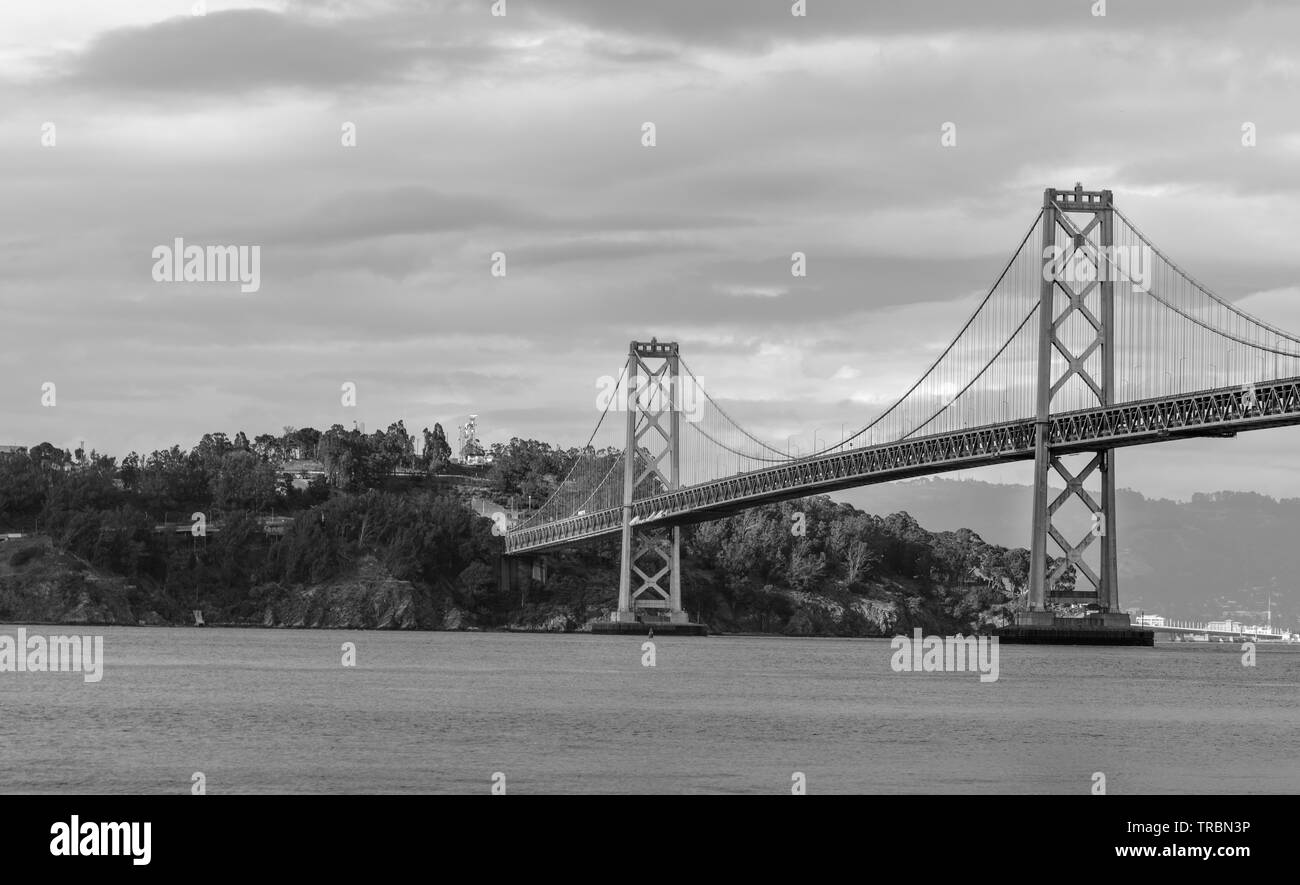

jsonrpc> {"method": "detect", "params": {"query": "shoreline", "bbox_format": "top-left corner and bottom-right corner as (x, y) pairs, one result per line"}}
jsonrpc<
(0, 619), (907, 639)
(4, 621), (1296, 644)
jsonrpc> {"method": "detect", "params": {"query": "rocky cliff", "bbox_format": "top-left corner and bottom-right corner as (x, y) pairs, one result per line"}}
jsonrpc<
(1, 534), (1015, 636)
(0, 537), (137, 625)
(257, 556), (422, 629)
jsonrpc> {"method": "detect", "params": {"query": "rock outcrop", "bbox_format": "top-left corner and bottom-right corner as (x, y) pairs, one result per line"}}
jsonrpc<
(0, 537), (136, 625)
(258, 555), (420, 629)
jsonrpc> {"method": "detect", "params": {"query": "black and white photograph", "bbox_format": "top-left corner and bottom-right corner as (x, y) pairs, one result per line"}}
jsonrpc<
(1, 0), (1294, 867)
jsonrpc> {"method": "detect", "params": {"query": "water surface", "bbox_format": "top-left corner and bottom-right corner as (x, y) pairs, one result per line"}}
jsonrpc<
(2, 626), (1297, 794)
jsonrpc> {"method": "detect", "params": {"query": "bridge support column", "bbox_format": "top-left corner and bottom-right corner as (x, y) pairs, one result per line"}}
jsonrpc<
(1030, 451), (1120, 610)
(1026, 184), (1123, 617)
(499, 554), (520, 603)
(614, 340), (690, 624)
(500, 554), (545, 607)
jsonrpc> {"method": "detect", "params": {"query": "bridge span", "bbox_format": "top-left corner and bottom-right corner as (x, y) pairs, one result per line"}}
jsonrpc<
(503, 185), (1300, 633)
(506, 375), (1300, 554)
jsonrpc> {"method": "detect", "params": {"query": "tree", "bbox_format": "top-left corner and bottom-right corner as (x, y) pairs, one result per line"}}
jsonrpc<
(423, 424), (452, 472)
(486, 438), (567, 497)
(828, 512), (881, 584)
(88, 507), (152, 578)
(85, 451), (116, 474)
(843, 539), (880, 584)
(41, 467), (121, 538)
(787, 541), (827, 591)
(367, 421), (412, 475)
(304, 475), (330, 505)
(138, 446), (211, 514)
(212, 450), (277, 512)
(118, 452), (142, 490)
(318, 424), (367, 490)
(193, 432), (233, 474)
(208, 510), (264, 609)
(0, 453), (46, 523)
(292, 427), (321, 460)
(252, 434), (282, 463)
(28, 442), (71, 473)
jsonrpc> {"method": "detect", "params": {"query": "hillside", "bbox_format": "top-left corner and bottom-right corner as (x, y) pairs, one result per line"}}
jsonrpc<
(0, 495), (1028, 637)
(0, 435), (1074, 636)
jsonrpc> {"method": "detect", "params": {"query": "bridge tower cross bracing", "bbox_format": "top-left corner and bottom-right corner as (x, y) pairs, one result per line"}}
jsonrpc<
(615, 339), (689, 624)
(1027, 184), (1121, 614)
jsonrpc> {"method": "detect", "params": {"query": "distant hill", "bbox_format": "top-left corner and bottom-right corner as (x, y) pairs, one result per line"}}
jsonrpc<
(832, 478), (1300, 627)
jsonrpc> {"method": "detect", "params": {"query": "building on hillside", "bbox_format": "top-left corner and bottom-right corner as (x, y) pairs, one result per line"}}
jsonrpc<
(280, 459), (326, 490)
(453, 415), (493, 465)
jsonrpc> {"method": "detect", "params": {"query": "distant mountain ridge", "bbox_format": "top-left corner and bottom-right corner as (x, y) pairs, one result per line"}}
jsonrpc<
(832, 478), (1300, 626)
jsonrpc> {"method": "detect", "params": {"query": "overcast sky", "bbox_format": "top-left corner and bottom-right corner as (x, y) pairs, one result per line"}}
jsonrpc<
(2, 0), (1300, 501)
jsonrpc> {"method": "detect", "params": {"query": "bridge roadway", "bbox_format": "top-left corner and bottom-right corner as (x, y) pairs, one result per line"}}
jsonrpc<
(505, 376), (1300, 554)
(1149, 624), (1293, 641)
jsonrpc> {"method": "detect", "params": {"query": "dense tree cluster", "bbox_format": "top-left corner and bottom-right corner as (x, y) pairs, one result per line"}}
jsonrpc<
(0, 421), (465, 527)
(0, 424), (503, 624)
(484, 438), (621, 502)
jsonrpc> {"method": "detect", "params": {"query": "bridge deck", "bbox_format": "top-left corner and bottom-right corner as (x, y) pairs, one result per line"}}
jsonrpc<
(505, 376), (1300, 554)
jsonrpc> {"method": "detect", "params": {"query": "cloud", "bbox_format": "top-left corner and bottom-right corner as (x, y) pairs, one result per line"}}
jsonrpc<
(49, 8), (484, 95)
(532, 0), (1300, 49)
(4, 0), (1300, 506)
(269, 186), (545, 244)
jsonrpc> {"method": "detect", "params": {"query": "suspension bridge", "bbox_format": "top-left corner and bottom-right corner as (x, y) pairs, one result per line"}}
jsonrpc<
(502, 185), (1300, 635)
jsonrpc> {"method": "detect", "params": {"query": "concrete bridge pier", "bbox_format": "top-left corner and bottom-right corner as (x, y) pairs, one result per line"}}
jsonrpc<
(499, 553), (546, 606)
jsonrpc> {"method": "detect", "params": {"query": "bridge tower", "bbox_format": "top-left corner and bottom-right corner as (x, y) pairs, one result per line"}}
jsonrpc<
(1025, 184), (1123, 620)
(614, 339), (690, 624)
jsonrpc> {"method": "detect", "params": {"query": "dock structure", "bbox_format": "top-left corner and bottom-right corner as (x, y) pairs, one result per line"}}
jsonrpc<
(591, 616), (707, 636)
(997, 612), (1154, 646)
